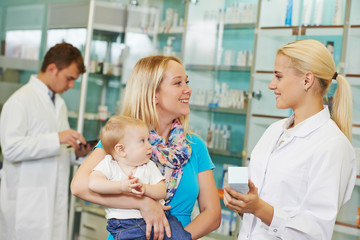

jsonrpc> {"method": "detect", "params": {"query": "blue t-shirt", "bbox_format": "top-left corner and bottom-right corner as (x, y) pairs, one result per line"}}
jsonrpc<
(95, 134), (214, 240)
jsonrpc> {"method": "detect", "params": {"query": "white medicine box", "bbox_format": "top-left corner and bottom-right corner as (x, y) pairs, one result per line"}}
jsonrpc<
(228, 167), (249, 194)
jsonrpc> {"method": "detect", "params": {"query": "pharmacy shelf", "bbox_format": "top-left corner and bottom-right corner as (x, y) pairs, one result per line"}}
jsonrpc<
(190, 104), (247, 115)
(352, 125), (360, 136)
(0, 81), (22, 104)
(158, 26), (185, 34)
(186, 64), (251, 72)
(75, 202), (106, 217)
(222, 23), (256, 29)
(68, 110), (111, 122)
(251, 114), (286, 120)
(208, 148), (242, 158)
(346, 74), (360, 78)
(89, 72), (122, 78)
(0, 56), (40, 71)
(334, 221), (360, 237)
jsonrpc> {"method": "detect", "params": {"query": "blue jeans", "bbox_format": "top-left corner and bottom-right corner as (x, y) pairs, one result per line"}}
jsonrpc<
(107, 211), (192, 240)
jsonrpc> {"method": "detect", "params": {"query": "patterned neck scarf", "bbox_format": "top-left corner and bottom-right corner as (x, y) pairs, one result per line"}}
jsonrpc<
(149, 119), (191, 204)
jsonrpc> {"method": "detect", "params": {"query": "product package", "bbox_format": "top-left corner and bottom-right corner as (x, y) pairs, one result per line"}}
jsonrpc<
(228, 167), (249, 194)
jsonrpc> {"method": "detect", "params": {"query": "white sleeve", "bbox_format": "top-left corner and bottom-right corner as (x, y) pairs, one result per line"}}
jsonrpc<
(93, 155), (114, 180)
(265, 137), (356, 240)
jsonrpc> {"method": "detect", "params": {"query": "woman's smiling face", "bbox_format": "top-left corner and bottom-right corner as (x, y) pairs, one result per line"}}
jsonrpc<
(155, 60), (192, 121)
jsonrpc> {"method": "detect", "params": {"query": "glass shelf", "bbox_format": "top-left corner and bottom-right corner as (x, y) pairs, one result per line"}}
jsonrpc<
(208, 148), (242, 158)
(251, 114), (286, 120)
(190, 104), (246, 115)
(158, 26), (185, 34)
(68, 110), (111, 122)
(89, 72), (122, 78)
(0, 56), (40, 71)
(0, 81), (22, 104)
(334, 221), (360, 237)
(222, 23), (256, 29)
(186, 64), (251, 72)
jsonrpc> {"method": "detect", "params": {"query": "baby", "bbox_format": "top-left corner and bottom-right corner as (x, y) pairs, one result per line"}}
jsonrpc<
(89, 115), (191, 240)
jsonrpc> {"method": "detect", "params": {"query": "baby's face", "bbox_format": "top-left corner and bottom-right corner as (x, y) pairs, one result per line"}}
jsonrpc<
(122, 126), (152, 167)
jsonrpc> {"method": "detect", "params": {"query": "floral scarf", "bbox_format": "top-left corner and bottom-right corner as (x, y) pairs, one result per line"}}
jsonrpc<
(149, 119), (191, 204)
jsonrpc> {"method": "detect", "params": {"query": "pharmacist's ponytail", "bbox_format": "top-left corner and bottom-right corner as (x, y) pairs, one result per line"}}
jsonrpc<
(278, 39), (352, 141)
(332, 73), (352, 141)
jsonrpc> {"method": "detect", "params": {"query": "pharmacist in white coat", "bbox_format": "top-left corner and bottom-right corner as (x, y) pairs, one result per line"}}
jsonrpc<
(224, 39), (356, 240)
(0, 42), (91, 240)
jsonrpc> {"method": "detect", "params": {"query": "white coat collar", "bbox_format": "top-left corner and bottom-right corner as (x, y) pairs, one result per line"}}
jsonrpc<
(29, 75), (57, 104)
(29, 74), (50, 93)
(282, 106), (331, 138)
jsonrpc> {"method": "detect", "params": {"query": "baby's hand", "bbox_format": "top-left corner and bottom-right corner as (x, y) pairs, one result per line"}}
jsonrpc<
(128, 175), (145, 195)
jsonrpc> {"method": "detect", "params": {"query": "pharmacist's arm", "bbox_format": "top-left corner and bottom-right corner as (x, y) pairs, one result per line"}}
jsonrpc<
(185, 170), (221, 239)
(71, 147), (171, 240)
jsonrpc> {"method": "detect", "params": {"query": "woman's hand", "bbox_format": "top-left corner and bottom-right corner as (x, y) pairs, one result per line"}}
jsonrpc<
(223, 180), (274, 226)
(139, 197), (171, 240)
(223, 179), (260, 214)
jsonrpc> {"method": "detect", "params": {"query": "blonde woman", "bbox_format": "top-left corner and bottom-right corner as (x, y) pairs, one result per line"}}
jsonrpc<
(224, 39), (356, 239)
(71, 55), (221, 240)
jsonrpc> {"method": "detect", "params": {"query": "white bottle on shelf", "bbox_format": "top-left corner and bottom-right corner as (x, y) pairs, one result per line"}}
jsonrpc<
(207, 123), (215, 148)
(302, 0), (314, 26)
(163, 36), (175, 56)
(313, 0), (324, 26)
(333, 0), (343, 25)
(217, 8), (223, 24)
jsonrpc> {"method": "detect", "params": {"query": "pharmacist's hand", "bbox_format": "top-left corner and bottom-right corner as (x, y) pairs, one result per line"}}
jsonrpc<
(75, 142), (92, 157)
(59, 129), (85, 149)
(139, 197), (171, 240)
(223, 179), (260, 215)
(224, 180), (274, 225)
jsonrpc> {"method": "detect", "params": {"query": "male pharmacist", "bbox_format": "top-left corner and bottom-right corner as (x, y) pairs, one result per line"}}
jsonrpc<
(0, 42), (91, 240)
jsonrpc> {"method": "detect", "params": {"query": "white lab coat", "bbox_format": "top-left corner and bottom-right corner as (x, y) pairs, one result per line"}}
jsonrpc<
(239, 106), (356, 240)
(0, 75), (75, 240)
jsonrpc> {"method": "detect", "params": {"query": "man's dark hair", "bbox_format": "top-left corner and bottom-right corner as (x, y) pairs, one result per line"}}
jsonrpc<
(41, 42), (86, 74)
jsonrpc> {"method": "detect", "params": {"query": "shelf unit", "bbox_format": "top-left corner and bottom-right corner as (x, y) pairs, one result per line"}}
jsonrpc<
(0, 56), (41, 105)
(184, 0), (258, 167)
(186, 64), (251, 72)
(46, 1), (165, 239)
(334, 221), (360, 238)
(190, 104), (247, 115)
(183, 1), (258, 239)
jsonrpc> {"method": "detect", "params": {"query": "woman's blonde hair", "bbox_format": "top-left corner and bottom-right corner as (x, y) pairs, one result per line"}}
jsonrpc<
(278, 39), (352, 141)
(121, 55), (190, 136)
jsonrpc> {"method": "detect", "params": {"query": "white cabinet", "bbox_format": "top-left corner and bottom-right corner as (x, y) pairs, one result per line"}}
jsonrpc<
(79, 210), (108, 240)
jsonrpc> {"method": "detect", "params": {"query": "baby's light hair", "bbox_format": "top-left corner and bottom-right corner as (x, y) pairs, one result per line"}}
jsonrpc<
(100, 116), (148, 155)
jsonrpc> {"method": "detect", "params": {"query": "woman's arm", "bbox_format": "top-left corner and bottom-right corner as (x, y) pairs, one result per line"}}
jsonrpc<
(185, 170), (221, 239)
(71, 148), (171, 240)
